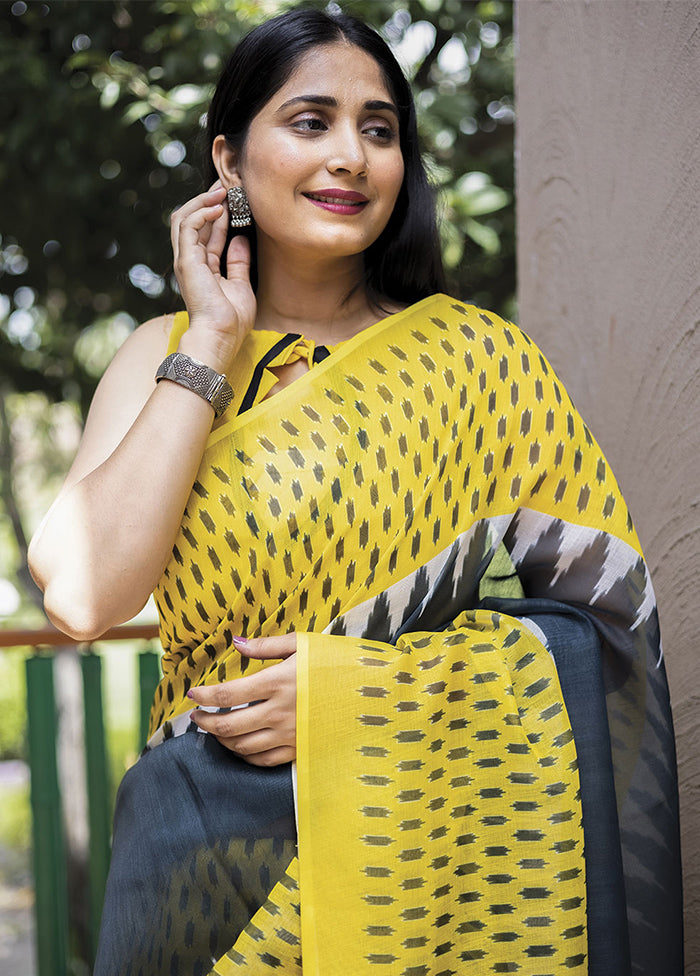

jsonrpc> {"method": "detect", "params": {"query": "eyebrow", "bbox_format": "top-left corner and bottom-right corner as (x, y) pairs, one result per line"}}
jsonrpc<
(276, 95), (399, 118)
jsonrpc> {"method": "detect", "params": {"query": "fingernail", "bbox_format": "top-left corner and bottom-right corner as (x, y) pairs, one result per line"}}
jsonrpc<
(186, 690), (194, 699)
(232, 635), (248, 646)
(189, 711), (198, 721)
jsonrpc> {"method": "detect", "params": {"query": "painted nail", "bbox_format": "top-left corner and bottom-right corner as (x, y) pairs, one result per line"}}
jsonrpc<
(232, 635), (248, 645)
(186, 690), (194, 699)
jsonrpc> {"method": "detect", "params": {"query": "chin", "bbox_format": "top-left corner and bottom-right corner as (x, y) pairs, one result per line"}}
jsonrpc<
(308, 226), (381, 256)
(258, 220), (382, 263)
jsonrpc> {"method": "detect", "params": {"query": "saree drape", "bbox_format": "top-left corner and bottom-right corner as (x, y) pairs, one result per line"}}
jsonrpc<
(97, 295), (681, 975)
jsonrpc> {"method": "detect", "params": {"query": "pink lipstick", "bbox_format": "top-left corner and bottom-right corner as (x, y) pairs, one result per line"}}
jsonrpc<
(303, 188), (368, 215)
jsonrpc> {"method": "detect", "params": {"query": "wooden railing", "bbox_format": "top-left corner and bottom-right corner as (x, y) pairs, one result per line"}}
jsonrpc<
(0, 624), (160, 976)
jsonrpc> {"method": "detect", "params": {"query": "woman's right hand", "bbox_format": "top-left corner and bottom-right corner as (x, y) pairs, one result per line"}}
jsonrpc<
(29, 182), (258, 641)
(171, 181), (257, 374)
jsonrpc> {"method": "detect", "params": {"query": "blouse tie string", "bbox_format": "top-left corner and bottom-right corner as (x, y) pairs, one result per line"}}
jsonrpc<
(237, 334), (331, 416)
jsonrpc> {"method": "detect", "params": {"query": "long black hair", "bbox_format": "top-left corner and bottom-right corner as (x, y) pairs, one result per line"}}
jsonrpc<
(206, 7), (445, 305)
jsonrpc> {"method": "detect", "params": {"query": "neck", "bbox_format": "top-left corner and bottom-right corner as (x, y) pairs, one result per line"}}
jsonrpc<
(253, 243), (379, 344)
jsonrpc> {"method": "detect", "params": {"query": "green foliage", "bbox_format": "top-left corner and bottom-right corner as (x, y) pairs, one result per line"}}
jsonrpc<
(0, 391), (82, 625)
(0, 0), (514, 620)
(0, 781), (31, 853)
(0, 651), (27, 760)
(106, 724), (140, 806)
(0, 0), (514, 413)
(97, 640), (150, 793)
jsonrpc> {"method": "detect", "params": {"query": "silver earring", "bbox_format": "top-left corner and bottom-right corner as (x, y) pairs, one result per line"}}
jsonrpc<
(227, 186), (252, 228)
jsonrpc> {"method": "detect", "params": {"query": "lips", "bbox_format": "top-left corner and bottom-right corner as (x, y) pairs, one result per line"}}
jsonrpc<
(302, 189), (369, 215)
(304, 189), (369, 204)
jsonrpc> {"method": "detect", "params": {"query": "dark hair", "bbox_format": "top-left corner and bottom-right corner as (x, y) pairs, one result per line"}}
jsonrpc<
(205, 7), (445, 305)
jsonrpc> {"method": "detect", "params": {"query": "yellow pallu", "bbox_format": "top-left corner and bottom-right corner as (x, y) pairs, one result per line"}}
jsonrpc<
(144, 295), (678, 974)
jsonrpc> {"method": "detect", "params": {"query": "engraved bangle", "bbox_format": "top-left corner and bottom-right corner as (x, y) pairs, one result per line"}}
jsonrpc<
(155, 352), (233, 418)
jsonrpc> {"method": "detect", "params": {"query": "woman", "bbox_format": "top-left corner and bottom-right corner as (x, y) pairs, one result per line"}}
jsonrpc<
(28, 8), (682, 975)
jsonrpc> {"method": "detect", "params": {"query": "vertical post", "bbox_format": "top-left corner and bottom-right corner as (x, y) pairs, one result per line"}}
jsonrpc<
(80, 650), (111, 962)
(25, 653), (68, 976)
(138, 647), (161, 750)
(516, 2), (699, 964)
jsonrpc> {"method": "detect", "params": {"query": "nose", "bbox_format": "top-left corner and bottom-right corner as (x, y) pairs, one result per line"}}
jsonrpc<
(325, 122), (368, 177)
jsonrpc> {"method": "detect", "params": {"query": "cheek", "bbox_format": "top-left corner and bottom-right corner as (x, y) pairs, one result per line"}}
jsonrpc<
(243, 138), (311, 196)
(383, 158), (405, 207)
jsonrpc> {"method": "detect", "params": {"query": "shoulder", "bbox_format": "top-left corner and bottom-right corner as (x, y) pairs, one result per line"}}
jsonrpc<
(394, 294), (569, 406)
(85, 311), (179, 424)
(105, 313), (176, 375)
(400, 294), (532, 355)
(61, 314), (178, 489)
(88, 312), (185, 401)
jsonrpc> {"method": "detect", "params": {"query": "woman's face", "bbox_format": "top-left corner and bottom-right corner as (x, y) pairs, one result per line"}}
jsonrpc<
(216, 42), (405, 268)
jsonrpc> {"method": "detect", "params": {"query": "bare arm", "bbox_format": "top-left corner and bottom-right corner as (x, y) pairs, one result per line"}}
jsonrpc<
(28, 182), (256, 640)
(28, 317), (222, 638)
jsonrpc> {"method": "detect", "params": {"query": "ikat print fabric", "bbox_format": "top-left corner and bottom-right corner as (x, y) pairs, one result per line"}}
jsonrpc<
(100, 295), (681, 975)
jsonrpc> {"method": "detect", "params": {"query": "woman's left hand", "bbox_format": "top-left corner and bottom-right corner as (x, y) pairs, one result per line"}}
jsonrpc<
(188, 634), (297, 766)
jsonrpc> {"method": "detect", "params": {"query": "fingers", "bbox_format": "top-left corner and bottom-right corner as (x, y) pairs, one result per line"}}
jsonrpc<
(213, 728), (291, 758)
(172, 180), (224, 223)
(170, 182), (226, 267)
(188, 653), (296, 708)
(193, 707), (294, 754)
(191, 698), (272, 738)
(192, 699), (295, 765)
(174, 200), (225, 266)
(189, 652), (297, 767)
(170, 182), (224, 241)
(169, 181), (258, 355)
(225, 234), (251, 284)
(188, 672), (264, 709)
(214, 728), (296, 766)
(232, 745), (296, 767)
(242, 746), (296, 767)
(206, 207), (232, 274)
(233, 633), (298, 659)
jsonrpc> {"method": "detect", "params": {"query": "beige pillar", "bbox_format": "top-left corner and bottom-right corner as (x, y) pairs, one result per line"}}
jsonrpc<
(515, 0), (700, 964)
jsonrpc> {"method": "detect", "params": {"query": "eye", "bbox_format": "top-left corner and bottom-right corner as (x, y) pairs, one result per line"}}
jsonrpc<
(291, 116), (327, 133)
(363, 121), (396, 143)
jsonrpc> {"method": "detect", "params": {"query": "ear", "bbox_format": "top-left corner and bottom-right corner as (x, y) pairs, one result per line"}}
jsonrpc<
(212, 134), (243, 188)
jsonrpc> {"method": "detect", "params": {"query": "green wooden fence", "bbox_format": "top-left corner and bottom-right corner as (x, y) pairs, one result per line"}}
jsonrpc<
(1, 624), (160, 976)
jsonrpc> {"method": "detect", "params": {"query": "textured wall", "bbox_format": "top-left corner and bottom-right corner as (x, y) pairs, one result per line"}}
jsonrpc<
(515, 0), (700, 966)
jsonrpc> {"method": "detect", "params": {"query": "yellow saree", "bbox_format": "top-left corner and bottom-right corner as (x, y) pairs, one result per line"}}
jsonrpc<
(126, 295), (679, 974)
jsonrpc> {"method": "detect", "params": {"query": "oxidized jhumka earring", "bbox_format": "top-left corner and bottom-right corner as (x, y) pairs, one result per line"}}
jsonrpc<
(227, 186), (252, 228)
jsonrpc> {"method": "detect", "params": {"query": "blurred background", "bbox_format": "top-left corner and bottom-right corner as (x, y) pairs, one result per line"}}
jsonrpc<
(0, 1), (515, 971)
